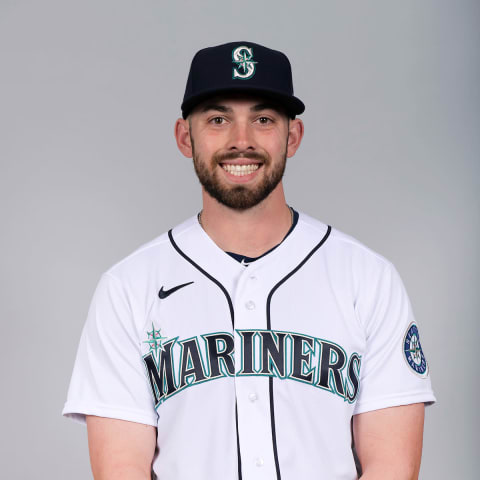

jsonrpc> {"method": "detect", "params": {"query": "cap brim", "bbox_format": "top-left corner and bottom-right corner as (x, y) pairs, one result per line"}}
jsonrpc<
(181, 86), (305, 119)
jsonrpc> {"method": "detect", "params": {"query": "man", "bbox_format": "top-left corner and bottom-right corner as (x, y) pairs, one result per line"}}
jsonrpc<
(63, 41), (435, 479)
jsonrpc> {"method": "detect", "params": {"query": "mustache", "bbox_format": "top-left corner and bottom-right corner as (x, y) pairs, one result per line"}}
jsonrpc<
(213, 150), (269, 164)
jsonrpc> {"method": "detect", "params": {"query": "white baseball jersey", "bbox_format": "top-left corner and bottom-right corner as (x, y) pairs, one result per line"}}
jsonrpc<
(63, 211), (436, 479)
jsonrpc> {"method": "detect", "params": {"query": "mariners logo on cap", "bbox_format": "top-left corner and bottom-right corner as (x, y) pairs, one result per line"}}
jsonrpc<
(403, 322), (428, 377)
(232, 45), (257, 80)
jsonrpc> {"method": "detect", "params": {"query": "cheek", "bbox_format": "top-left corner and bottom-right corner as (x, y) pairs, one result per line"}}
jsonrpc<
(197, 134), (228, 157)
(259, 133), (287, 157)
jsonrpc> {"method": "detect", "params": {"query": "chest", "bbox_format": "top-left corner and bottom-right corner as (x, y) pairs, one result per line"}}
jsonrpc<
(140, 256), (365, 408)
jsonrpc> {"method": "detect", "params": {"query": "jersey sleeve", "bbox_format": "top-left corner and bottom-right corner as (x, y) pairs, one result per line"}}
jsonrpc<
(62, 272), (158, 426)
(353, 260), (436, 415)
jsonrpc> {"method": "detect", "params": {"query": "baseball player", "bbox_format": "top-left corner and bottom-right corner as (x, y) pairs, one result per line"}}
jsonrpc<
(63, 41), (436, 479)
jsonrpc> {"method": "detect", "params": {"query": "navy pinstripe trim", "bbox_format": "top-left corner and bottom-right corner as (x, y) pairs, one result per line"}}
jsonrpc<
(168, 229), (242, 478)
(266, 225), (332, 479)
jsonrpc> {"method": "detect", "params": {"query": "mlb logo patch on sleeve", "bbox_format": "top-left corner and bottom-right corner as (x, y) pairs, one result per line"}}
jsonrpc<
(403, 322), (429, 377)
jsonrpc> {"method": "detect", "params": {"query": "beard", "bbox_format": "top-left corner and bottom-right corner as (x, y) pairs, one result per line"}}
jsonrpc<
(191, 137), (288, 211)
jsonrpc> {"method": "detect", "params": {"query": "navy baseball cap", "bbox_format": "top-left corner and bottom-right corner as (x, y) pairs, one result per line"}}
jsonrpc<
(181, 41), (305, 119)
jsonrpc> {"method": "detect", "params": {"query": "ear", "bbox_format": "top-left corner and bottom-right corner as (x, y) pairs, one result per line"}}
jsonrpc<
(174, 118), (193, 158)
(286, 118), (304, 158)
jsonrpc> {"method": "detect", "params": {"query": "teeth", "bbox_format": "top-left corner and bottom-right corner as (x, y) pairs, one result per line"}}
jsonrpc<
(221, 164), (260, 176)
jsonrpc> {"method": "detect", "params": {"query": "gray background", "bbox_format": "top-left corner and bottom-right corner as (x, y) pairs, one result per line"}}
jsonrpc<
(1, 0), (478, 478)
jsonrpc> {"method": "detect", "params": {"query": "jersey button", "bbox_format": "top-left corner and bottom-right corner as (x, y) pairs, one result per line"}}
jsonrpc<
(249, 274), (257, 281)
(245, 300), (256, 310)
(248, 392), (258, 402)
(255, 457), (264, 467)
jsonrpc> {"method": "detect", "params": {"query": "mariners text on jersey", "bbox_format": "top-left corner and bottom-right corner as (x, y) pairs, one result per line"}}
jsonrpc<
(143, 328), (362, 407)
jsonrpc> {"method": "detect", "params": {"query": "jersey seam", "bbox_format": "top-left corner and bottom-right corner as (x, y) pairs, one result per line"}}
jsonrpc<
(298, 213), (392, 266)
(330, 231), (393, 266)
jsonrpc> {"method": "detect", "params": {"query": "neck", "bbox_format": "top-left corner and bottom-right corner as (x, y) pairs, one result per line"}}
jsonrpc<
(199, 183), (292, 257)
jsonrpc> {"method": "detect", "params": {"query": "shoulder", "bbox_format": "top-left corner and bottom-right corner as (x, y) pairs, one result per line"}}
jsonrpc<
(297, 210), (394, 273)
(89, 215), (199, 320)
(297, 210), (402, 316)
(103, 214), (198, 283)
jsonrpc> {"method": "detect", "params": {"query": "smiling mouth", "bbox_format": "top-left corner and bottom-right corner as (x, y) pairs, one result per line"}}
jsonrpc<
(220, 163), (261, 176)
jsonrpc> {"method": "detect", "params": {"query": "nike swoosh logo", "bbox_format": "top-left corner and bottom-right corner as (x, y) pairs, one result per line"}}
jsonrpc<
(158, 281), (194, 299)
(240, 258), (250, 266)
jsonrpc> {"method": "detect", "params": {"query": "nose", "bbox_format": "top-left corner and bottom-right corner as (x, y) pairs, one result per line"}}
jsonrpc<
(227, 120), (255, 152)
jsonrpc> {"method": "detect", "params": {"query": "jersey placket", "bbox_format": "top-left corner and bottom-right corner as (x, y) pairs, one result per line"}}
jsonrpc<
(234, 264), (277, 479)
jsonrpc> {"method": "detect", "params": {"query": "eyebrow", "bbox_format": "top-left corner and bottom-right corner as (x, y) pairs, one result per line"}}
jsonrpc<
(199, 103), (282, 115)
(199, 104), (233, 114)
(250, 103), (281, 113)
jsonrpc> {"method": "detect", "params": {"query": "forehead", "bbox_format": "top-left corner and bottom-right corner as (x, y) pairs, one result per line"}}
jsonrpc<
(192, 93), (287, 116)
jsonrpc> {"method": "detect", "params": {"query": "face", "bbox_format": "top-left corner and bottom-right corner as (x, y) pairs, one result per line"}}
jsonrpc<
(187, 95), (291, 210)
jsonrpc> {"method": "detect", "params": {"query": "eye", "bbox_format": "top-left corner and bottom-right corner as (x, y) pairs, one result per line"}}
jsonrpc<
(256, 116), (273, 125)
(209, 116), (226, 125)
